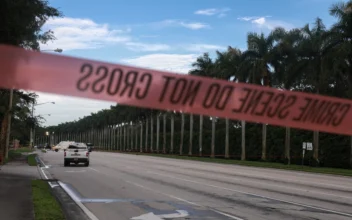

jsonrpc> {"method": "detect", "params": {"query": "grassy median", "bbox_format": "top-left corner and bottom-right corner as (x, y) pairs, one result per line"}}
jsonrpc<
(103, 151), (352, 177)
(27, 154), (37, 166)
(31, 180), (65, 220)
(6, 147), (34, 163)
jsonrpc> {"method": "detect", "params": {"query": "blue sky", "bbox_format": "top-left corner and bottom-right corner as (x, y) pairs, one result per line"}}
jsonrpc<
(36, 0), (342, 126)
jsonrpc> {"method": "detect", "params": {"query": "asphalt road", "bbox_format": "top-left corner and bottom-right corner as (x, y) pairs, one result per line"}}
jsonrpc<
(38, 150), (352, 220)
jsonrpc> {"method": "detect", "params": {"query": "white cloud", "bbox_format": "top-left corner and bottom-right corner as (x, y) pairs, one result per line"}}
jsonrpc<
(125, 42), (171, 51)
(121, 54), (198, 74)
(154, 20), (210, 30)
(34, 92), (114, 126)
(194, 8), (230, 17)
(237, 16), (293, 30)
(184, 44), (226, 52)
(40, 17), (131, 51)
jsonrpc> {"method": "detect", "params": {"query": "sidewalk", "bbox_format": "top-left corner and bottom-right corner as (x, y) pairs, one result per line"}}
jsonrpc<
(0, 155), (40, 220)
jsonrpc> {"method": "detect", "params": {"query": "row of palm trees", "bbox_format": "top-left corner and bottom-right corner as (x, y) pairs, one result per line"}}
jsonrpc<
(42, 0), (352, 167)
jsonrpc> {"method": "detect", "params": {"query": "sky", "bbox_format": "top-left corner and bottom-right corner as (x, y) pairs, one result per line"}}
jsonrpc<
(35, 0), (341, 126)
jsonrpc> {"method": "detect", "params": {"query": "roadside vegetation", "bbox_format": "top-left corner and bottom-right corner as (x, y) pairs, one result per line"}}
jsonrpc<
(31, 180), (65, 220)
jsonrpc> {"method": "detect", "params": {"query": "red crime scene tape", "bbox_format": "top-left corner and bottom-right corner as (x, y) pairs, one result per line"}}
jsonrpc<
(0, 45), (351, 136)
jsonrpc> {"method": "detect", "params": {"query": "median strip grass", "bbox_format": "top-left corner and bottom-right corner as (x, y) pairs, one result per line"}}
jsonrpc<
(27, 154), (37, 166)
(103, 151), (352, 177)
(31, 180), (65, 220)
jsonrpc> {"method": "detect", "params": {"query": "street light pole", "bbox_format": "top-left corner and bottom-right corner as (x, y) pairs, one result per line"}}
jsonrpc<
(30, 102), (55, 149)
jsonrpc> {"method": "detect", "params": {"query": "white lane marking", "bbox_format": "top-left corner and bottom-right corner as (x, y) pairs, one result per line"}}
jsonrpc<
(36, 155), (50, 169)
(39, 166), (58, 188)
(58, 181), (99, 220)
(65, 170), (87, 173)
(126, 181), (244, 220)
(131, 212), (162, 220)
(88, 167), (99, 172)
(158, 210), (188, 218)
(148, 171), (352, 218)
(131, 210), (188, 220)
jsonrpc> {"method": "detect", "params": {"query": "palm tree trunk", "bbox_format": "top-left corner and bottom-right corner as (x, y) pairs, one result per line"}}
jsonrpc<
(124, 126), (127, 151)
(262, 124), (267, 161)
(199, 115), (203, 156)
(119, 124), (123, 151)
(145, 119), (148, 152)
(225, 118), (229, 159)
(163, 113), (166, 153)
(313, 130), (319, 165)
(0, 114), (9, 163)
(156, 115), (160, 153)
(134, 125), (138, 152)
(170, 113), (174, 154)
(350, 136), (352, 168)
(211, 118), (215, 158)
(180, 113), (184, 155)
(140, 123), (143, 152)
(130, 125), (133, 151)
(150, 117), (153, 153)
(285, 127), (291, 165)
(241, 120), (246, 161)
(188, 114), (193, 156)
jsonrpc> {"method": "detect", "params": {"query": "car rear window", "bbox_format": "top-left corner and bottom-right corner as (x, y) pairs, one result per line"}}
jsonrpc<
(68, 145), (87, 149)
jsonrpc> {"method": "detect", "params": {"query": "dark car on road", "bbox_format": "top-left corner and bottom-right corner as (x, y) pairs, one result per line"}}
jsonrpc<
(86, 143), (94, 152)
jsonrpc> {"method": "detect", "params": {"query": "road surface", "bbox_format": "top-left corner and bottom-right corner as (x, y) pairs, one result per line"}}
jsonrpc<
(38, 150), (352, 220)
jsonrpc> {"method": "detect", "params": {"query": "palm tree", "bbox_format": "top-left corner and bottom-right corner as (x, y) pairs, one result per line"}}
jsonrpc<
(188, 114), (193, 156)
(243, 31), (281, 161)
(156, 113), (160, 153)
(170, 112), (174, 154)
(163, 113), (166, 153)
(329, 0), (352, 168)
(271, 27), (306, 164)
(179, 112), (184, 155)
(214, 47), (244, 159)
(189, 53), (215, 158)
(199, 115), (203, 156)
(298, 18), (331, 165)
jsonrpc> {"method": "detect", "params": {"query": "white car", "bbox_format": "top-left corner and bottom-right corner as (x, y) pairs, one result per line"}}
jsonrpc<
(64, 143), (90, 167)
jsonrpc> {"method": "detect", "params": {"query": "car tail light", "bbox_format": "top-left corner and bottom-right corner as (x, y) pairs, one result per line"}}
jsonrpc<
(64, 151), (66, 157)
(86, 152), (89, 157)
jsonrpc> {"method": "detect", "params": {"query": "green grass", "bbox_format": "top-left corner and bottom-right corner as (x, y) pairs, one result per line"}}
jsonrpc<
(31, 180), (65, 220)
(27, 154), (37, 166)
(104, 151), (352, 177)
(14, 147), (34, 153)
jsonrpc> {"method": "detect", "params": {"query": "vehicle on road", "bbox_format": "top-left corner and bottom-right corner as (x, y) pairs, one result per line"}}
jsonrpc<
(86, 143), (94, 152)
(64, 142), (90, 167)
(53, 141), (75, 152)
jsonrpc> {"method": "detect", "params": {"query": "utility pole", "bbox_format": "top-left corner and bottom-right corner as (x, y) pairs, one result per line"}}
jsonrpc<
(5, 89), (14, 159)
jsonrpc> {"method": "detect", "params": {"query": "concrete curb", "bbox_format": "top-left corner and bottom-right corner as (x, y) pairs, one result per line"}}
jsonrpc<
(35, 154), (91, 220)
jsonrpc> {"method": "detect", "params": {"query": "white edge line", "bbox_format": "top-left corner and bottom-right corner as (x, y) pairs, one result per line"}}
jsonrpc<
(88, 167), (99, 172)
(40, 167), (49, 179)
(148, 171), (352, 218)
(125, 181), (244, 220)
(58, 181), (99, 220)
(36, 155), (48, 168)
